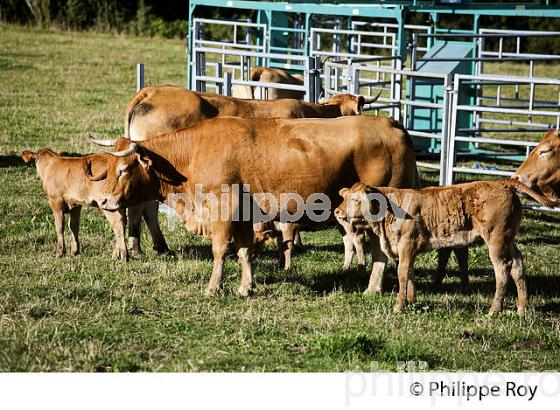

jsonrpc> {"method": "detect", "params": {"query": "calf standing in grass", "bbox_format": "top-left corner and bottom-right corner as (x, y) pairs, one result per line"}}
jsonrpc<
(22, 149), (128, 261)
(335, 179), (554, 314)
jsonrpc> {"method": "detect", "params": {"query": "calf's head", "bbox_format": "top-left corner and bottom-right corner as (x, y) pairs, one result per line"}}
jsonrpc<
(513, 129), (560, 204)
(335, 183), (386, 229)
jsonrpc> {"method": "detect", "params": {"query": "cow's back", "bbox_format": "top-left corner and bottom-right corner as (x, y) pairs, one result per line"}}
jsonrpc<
(183, 116), (419, 211)
(126, 86), (218, 140)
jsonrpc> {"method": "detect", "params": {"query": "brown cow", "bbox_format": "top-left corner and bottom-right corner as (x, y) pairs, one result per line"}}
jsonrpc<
(98, 86), (380, 261)
(335, 180), (554, 314)
(87, 115), (419, 297)
(22, 149), (128, 260)
(124, 86), (375, 140)
(513, 129), (560, 206)
(232, 66), (305, 100)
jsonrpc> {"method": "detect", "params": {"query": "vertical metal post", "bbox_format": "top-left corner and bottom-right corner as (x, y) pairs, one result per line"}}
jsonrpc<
(313, 56), (322, 102)
(529, 61), (535, 123)
(350, 65), (360, 95)
(223, 71), (232, 96)
(408, 33), (418, 127)
(216, 63), (223, 95)
(304, 57), (313, 102)
(136, 63), (144, 91)
(445, 75), (461, 185)
(439, 73), (453, 186)
(325, 62), (332, 97)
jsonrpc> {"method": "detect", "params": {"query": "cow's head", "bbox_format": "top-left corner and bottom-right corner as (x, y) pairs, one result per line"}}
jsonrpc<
(320, 94), (365, 116)
(319, 91), (381, 116)
(335, 183), (373, 228)
(84, 138), (161, 211)
(513, 129), (560, 204)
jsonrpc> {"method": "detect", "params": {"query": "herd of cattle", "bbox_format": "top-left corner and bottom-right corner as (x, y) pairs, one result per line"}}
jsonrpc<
(21, 67), (560, 314)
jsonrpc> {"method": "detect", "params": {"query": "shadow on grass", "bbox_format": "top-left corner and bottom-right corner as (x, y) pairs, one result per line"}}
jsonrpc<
(0, 155), (26, 168)
(1, 152), (87, 168)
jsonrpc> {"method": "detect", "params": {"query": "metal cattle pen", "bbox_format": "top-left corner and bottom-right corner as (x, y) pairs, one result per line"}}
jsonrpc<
(184, 1), (560, 212)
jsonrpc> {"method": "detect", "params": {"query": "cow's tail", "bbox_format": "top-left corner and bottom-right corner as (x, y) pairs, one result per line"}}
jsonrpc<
(504, 178), (556, 207)
(124, 87), (151, 139)
(22, 150), (37, 163)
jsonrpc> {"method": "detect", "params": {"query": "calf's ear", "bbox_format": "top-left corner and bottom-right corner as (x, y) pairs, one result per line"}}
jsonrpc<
(22, 150), (37, 163)
(339, 187), (349, 197)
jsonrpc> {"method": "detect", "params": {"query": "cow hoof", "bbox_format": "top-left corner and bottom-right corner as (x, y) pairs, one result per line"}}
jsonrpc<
(129, 248), (144, 257)
(156, 248), (175, 257)
(393, 303), (405, 313)
(342, 265), (350, 272)
(71, 249), (80, 256)
(488, 307), (502, 316)
(237, 286), (253, 297)
(204, 286), (221, 297)
(113, 247), (129, 262)
(364, 287), (382, 295)
(55, 250), (65, 258)
(517, 307), (527, 316)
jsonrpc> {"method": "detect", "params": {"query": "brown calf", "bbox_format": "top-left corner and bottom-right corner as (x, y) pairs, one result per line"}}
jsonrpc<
(22, 149), (128, 261)
(336, 179), (554, 314)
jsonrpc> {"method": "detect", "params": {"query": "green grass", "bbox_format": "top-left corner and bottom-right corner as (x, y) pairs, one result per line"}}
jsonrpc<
(1, 23), (560, 372)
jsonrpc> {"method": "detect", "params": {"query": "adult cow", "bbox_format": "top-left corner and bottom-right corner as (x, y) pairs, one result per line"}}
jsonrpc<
(109, 86), (379, 258)
(513, 129), (560, 205)
(89, 115), (420, 296)
(232, 66), (305, 100)
(124, 86), (371, 140)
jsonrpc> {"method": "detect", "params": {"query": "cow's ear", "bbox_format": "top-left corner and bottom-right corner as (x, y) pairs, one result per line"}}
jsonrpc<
(356, 96), (365, 115)
(22, 150), (37, 163)
(339, 187), (349, 197)
(136, 153), (152, 170)
(83, 158), (107, 181)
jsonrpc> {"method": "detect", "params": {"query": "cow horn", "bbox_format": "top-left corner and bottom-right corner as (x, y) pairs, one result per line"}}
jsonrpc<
(362, 88), (383, 104)
(109, 143), (139, 157)
(88, 133), (117, 147)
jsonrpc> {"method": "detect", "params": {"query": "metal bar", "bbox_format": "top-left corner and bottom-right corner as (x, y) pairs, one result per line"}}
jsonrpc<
(455, 104), (560, 117)
(453, 136), (539, 147)
(457, 128), (552, 134)
(223, 72), (232, 96)
(417, 32), (560, 38)
(194, 46), (308, 62)
(417, 56), (560, 62)
(136, 63), (144, 91)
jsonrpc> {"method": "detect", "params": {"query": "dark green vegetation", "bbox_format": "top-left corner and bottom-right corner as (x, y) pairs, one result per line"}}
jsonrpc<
(1, 24), (559, 371)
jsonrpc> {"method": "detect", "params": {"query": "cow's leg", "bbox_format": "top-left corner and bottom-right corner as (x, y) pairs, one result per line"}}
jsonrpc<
(487, 242), (513, 315)
(433, 248), (451, 286)
(455, 246), (470, 292)
(337, 223), (356, 272)
(365, 232), (388, 294)
(510, 245), (527, 315)
(127, 203), (144, 256)
(395, 242), (415, 312)
(103, 209), (128, 261)
(279, 223), (296, 270)
(68, 206), (81, 256)
(205, 221), (232, 296)
(234, 223), (256, 296)
(352, 228), (366, 272)
(49, 198), (65, 257)
(293, 228), (304, 251)
(142, 200), (170, 254)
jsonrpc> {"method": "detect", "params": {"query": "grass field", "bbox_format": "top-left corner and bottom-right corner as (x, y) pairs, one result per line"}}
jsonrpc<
(1, 23), (560, 372)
